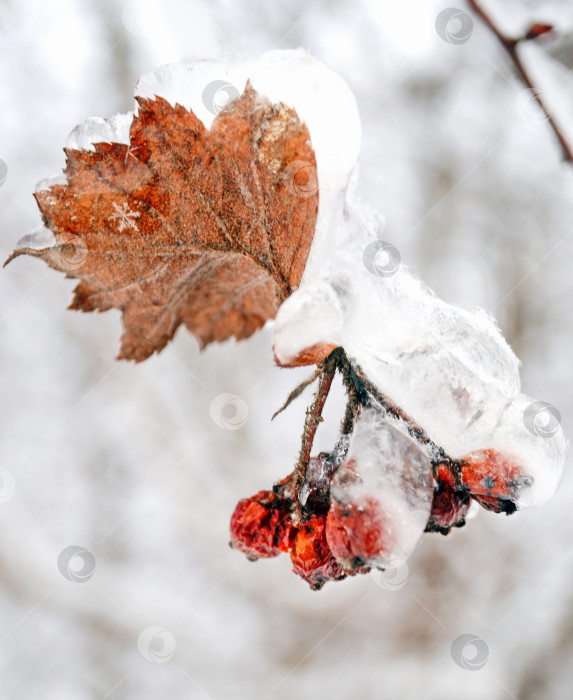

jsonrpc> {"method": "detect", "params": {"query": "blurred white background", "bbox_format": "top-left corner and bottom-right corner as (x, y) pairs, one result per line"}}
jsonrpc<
(2, 0), (573, 698)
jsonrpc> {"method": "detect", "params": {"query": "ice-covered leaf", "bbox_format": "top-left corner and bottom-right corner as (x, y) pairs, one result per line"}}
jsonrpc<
(6, 83), (318, 361)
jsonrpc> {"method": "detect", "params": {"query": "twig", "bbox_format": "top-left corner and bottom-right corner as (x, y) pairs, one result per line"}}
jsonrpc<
(292, 349), (340, 497)
(271, 366), (322, 420)
(467, 0), (573, 163)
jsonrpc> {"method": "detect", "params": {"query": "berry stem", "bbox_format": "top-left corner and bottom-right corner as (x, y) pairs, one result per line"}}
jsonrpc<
(293, 349), (340, 501)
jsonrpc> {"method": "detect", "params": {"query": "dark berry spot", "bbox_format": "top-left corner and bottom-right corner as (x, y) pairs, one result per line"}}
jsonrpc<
(482, 476), (496, 490)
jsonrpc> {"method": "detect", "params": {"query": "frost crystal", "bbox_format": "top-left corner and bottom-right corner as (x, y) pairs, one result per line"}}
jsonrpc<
(109, 202), (141, 233)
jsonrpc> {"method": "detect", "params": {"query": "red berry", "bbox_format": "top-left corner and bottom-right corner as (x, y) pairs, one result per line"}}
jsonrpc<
(290, 514), (346, 589)
(325, 496), (392, 571)
(460, 449), (530, 514)
(230, 490), (292, 559)
(426, 463), (470, 534)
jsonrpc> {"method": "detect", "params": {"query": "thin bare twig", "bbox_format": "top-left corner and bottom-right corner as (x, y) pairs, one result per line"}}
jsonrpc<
(467, 0), (573, 163)
(292, 350), (340, 497)
(271, 366), (322, 420)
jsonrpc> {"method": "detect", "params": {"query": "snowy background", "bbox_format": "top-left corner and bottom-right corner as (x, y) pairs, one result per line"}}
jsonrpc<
(2, 0), (573, 698)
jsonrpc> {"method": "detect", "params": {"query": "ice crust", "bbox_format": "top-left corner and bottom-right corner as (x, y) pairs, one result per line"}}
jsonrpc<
(54, 48), (566, 509)
(330, 408), (433, 567)
(66, 112), (133, 152)
(274, 210), (566, 508)
(12, 225), (56, 251)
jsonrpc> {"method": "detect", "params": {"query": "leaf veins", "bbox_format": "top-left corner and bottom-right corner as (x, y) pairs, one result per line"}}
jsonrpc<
(6, 84), (318, 361)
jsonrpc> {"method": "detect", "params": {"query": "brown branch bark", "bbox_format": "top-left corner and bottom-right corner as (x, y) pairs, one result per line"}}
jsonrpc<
(292, 349), (340, 498)
(467, 0), (573, 164)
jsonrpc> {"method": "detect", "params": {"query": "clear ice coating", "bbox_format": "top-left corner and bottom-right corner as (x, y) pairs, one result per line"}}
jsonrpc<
(298, 454), (331, 508)
(66, 112), (134, 152)
(273, 212), (567, 510)
(329, 408), (433, 568)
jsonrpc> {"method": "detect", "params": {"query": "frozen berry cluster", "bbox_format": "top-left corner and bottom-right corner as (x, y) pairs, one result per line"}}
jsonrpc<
(230, 349), (533, 589)
(230, 446), (528, 590)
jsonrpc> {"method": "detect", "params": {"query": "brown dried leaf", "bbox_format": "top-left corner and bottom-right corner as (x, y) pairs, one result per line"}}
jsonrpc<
(5, 84), (318, 361)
